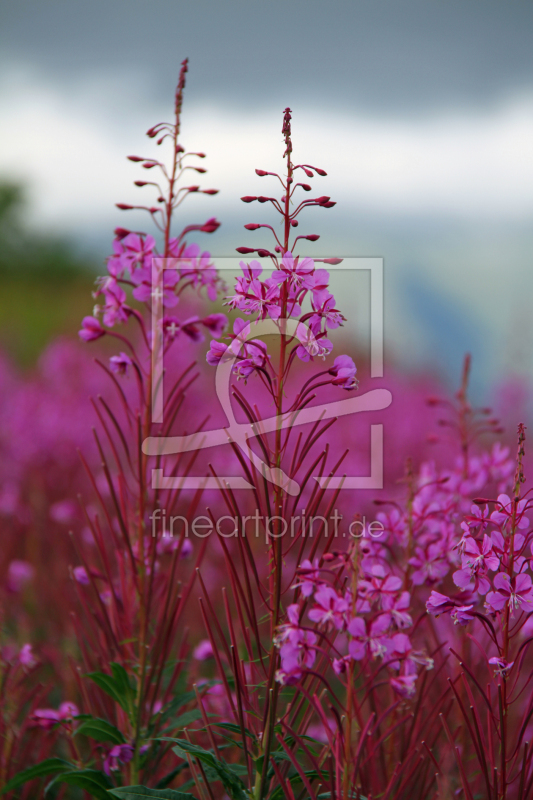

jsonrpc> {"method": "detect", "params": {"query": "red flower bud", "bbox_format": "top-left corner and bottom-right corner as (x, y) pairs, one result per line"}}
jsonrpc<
(192, 167), (207, 173)
(189, 152), (206, 158)
(200, 217), (221, 233)
(290, 220), (298, 227)
(241, 196), (257, 203)
(256, 249), (272, 257)
(304, 234), (320, 241)
(127, 155), (144, 162)
(303, 164), (327, 176)
(299, 183), (312, 191)
(315, 196), (331, 204)
(303, 168), (313, 178)
(322, 201), (336, 208)
(176, 144), (185, 154)
(244, 224), (261, 230)
(323, 258), (343, 265)
(142, 162), (157, 169)
(258, 196), (274, 203)
(114, 227), (131, 239)
(255, 169), (268, 176)
(134, 181), (148, 187)
(116, 204), (134, 210)
(187, 186), (200, 192)
(236, 247), (255, 254)
(202, 189), (219, 195)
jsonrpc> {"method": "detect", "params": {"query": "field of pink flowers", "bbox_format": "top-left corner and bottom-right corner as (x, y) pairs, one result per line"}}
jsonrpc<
(1, 60), (533, 800)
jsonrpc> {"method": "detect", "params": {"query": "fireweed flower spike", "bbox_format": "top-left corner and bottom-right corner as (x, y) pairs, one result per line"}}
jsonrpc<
(41, 60), (232, 784)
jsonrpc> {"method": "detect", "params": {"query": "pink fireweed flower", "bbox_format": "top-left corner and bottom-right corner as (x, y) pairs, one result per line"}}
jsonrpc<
(107, 233), (156, 278)
(33, 701), (80, 730)
(94, 278), (130, 327)
(73, 566), (90, 585)
(348, 615), (390, 661)
(328, 355), (358, 390)
(409, 543), (450, 586)
(390, 674), (417, 699)
(109, 352), (133, 376)
(309, 291), (345, 330)
(7, 560), (34, 593)
(18, 643), (36, 668)
(491, 493), (530, 530)
(390, 591), (413, 629)
(485, 572), (533, 614)
(293, 558), (321, 597)
(453, 534), (499, 594)
(488, 656), (514, 677)
(201, 313), (228, 337)
(308, 268), (330, 297)
(275, 604), (304, 646)
(131, 264), (179, 307)
(426, 591), (455, 616)
(206, 340), (229, 366)
(103, 743), (134, 776)
(464, 503), (491, 532)
(308, 586), (348, 629)
(451, 605), (475, 625)
(271, 252), (315, 290)
(193, 639), (214, 661)
(357, 565), (403, 611)
(295, 320), (333, 362)
(277, 631), (317, 685)
(79, 316), (105, 341)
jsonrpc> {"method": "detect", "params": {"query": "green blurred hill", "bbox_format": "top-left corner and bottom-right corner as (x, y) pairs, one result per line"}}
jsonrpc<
(0, 181), (97, 366)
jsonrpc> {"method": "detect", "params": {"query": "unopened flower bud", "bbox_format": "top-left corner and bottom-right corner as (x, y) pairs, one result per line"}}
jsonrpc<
(200, 217), (220, 233)
(244, 224), (261, 230)
(134, 181), (147, 187)
(202, 189), (219, 195)
(241, 196), (257, 203)
(192, 167), (207, 173)
(290, 220), (298, 227)
(127, 155), (144, 162)
(255, 169), (268, 176)
(116, 204), (134, 210)
(305, 234), (320, 241)
(114, 227), (130, 239)
(236, 247), (255, 254)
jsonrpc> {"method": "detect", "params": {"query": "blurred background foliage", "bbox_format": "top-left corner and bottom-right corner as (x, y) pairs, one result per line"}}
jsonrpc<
(0, 180), (96, 366)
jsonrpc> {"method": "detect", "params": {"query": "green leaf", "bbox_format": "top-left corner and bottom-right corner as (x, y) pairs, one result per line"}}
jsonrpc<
(157, 691), (196, 725)
(154, 763), (189, 790)
(168, 709), (202, 729)
(45, 769), (112, 800)
(269, 770), (322, 800)
(109, 787), (196, 800)
(0, 759), (73, 795)
(86, 663), (134, 713)
(75, 716), (126, 744)
(165, 739), (248, 800)
(214, 722), (256, 740)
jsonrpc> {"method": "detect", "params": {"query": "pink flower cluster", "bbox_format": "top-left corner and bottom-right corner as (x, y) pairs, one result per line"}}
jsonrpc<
(207, 257), (357, 388)
(428, 491), (533, 624)
(275, 557), (430, 699)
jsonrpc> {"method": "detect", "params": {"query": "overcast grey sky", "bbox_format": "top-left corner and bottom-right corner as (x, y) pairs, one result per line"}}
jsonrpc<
(1, 0), (533, 390)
